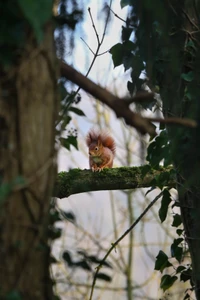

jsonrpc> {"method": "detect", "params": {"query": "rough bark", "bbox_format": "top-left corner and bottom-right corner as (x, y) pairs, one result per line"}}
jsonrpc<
(158, 3), (200, 298)
(0, 24), (58, 300)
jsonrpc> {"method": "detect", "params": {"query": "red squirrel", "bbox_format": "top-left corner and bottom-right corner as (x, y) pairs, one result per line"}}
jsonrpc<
(86, 129), (116, 171)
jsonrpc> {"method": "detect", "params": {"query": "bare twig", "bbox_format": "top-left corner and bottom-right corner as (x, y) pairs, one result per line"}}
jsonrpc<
(80, 37), (95, 56)
(89, 191), (164, 300)
(88, 7), (100, 45)
(146, 116), (197, 128)
(57, 3), (113, 127)
(109, 7), (127, 24)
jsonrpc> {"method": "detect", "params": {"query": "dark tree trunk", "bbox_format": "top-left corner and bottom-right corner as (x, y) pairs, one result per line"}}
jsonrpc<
(0, 23), (58, 299)
(132, 1), (200, 298)
(159, 3), (200, 299)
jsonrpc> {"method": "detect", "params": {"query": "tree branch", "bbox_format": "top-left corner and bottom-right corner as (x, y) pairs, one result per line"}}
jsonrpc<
(60, 62), (156, 135)
(60, 62), (197, 135)
(54, 166), (175, 198)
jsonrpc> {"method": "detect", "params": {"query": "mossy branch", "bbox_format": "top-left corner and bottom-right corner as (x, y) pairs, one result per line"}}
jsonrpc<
(54, 166), (175, 198)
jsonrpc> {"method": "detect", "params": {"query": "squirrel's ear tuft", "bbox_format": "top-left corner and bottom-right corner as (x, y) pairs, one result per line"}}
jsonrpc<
(86, 128), (99, 146)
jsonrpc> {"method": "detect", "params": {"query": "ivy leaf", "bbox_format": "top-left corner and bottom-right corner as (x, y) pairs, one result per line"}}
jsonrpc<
(87, 256), (112, 268)
(49, 209), (62, 224)
(123, 53), (134, 71)
(171, 238), (183, 263)
(180, 268), (192, 282)
(122, 26), (133, 41)
(96, 273), (112, 282)
(147, 130), (172, 168)
(75, 260), (91, 271)
(18, 0), (52, 42)
(110, 41), (135, 68)
(120, 0), (132, 8)
(176, 265), (186, 274)
(160, 275), (178, 291)
(63, 251), (73, 266)
(172, 214), (182, 227)
(109, 43), (124, 67)
(127, 81), (135, 96)
(60, 116), (72, 131)
(181, 71), (194, 82)
(141, 164), (152, 177)
(176, 229), (184, 236)
(61, 211), (76, 224)
(158, 189), (171, 223)
(154, 250), (172, 273)
(183, 293), (190, 300)
(50, 256), (58, 264)
(48, 227), (62, 240)
(69, 107), (85, 116)
(60, 136), (78, 150)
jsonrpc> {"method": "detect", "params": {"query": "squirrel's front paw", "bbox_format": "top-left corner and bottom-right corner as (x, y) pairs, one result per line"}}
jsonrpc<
(92, 166), (98, 172)
(91, 166), (103, 172)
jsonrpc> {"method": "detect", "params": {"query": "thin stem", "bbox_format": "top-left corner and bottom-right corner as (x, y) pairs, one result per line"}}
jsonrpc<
(89, 191), (164, 300)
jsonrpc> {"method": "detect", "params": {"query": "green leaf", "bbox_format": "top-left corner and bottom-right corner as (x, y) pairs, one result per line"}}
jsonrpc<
(110, 43), (124, 67)
(63, 251), (73, 266)
(48, 227), (62, 240)
(180, 268), (192, 282)
(75, 260), (91, 271)
(176, 265), (186, 274)
(123, 53), (134, 71)
(176, 229), (184, 236)
(60, 136), (78, 150)
(158, 189), (171, 223)
(183, 293), (190, 300)
(60, 116), (72, 131)
(172, 214), (182, 227)
(110, 41), (135, 68)
(154, 250), (172, 273)
(69, 107), (85, 116)
(122, 26), (133, 41)
(130, 56), (144, 82)
(49, 210), (61, 224)
(96, 273), (112, 282)
(62, 211), (76, 223)
(18, 0), (52, 42)
(127, 81), (135, 96)
(171, 240), (183, 263)
(141, 164), (152, 177)
(147, 130), (172, 168)
(120, 0), (132, 8)
(50, 255), (58, 264)
(181, 71), (194, 82)
(160, 275), (178, 291)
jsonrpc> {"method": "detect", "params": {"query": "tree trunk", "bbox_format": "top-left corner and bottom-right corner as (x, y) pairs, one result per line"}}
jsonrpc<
(0, 23), (58, 300)
(160, 3), (200, 298)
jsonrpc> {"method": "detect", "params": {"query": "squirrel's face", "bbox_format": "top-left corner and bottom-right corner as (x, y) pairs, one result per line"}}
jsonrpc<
(89, 142), (102, 157)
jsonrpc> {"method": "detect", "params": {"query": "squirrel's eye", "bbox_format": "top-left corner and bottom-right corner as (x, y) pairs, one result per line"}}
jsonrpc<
(95, 147), (98, 151)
